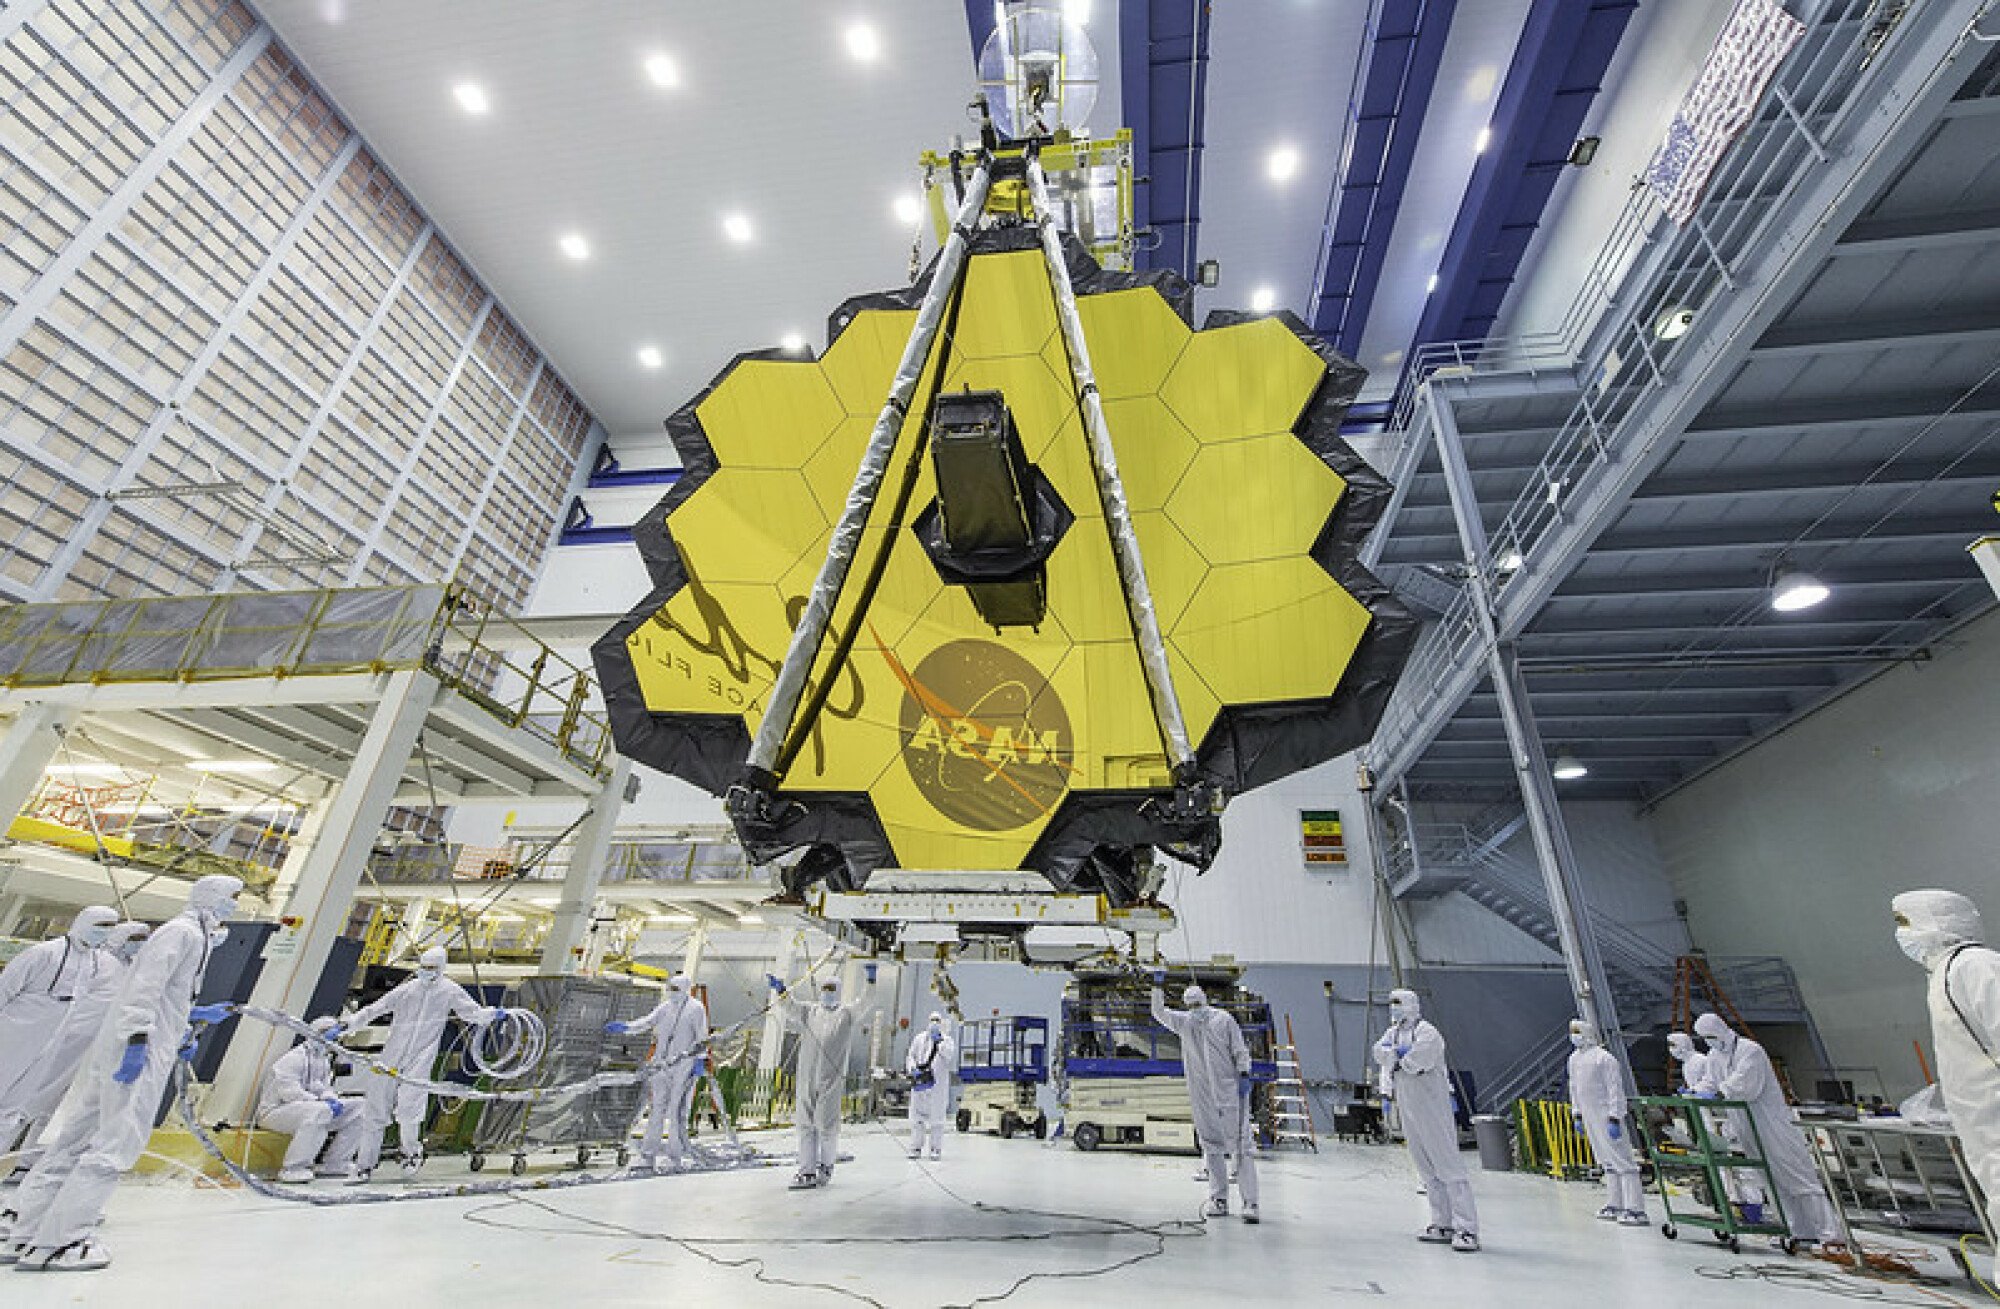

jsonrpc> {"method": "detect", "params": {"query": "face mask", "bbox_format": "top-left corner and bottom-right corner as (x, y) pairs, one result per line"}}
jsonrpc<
(117, 937), (147, 963)
(1569, 1029), (1587, 1048)
(820, 991), (840, 1010)
(1896, 926), (1953, 965)
(79, 924), (113, 949)
(418, 967), (442, 982)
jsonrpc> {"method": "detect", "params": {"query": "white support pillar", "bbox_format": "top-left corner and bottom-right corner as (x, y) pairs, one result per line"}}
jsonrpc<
(207, 670), (440, 1121)
(535, 757), (632, 975)
(681, 922), (709, 984)
(0, 704), (78, 833)
(0, 893), (26, 936)
(756, 931), (800, 1080)
(395, 897), (433, 962)
(261, 802), (329, 917)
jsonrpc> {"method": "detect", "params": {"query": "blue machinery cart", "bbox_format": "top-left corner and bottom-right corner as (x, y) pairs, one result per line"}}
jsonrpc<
(1633, 1094), (1796, 1254)
(1060, 968), (1278, 1153)
(955, 1016), (1050, 1138)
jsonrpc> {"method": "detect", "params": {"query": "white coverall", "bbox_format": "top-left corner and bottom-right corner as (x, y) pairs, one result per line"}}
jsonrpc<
(904, 1020), (957, 1158)
(1375, 998), (1477, 1236)
(1699, 1016), (1840, 1243)
(1567, 1030), (1643, 1214)
(9, 878), (238, 1260)
(1893, 889), (2000, 1282)
(344, 972), (497, 1170)
(1, 924), (146, 1166)
(631, 989), (709, 1168)
(257, 1038), (366, 1175)
(0, 908), (118, 1154)
(1153, 988), (1259, 1211)
(783, 991), (864, 1179)
(1669, 1033), (1766, 1210)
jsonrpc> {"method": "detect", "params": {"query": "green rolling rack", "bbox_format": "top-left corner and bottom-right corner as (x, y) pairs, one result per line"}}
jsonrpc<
(1632, 1094), (1798, 1254)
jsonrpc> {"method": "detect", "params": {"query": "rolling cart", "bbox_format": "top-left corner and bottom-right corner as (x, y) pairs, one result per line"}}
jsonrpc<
(1633, 1094), (1795, 1254)
(955, 1016), (1050, 1138)
(469, 975), (654, 1175)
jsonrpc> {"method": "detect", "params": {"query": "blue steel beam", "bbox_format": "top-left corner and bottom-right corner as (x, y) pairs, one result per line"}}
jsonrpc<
(964, 1), (995, 66)
(1309, 0), (1459, 358)
(1408, 0), (1636, 351)
(1121, 0), (1213, 279)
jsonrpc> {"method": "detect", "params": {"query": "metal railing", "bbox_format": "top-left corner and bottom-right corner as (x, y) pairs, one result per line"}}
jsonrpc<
(365, 838), (765, 888)
(0, 582), (615, 778)
(1367, 0), (1941, 781)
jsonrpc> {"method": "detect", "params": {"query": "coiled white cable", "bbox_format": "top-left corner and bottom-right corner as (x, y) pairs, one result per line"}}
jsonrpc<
(465, 1007), (547, 1081)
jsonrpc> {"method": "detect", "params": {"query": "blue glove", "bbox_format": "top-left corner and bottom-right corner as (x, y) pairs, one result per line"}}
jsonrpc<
(1573, 1112), (1586, 1133)
(1607, 1119), (1623, 1141)
(113, 1039), (149, 1084)
(178, 1029), (201, 1061)
(765, 974), (786, 994)
(324, 1097), (345, 1120)
(1675, 1086), (1693, 1097)
(1394, 1042), (1412, 1058)
(605, 1021), (631, 1035)
(1238, 1074), (1252, 1099)
(1149, 968), (1167, 984)
(320, 1022), (346, 1041)
(1695, 1090), (1720, 1101)
(188, 1002), (234, 1024)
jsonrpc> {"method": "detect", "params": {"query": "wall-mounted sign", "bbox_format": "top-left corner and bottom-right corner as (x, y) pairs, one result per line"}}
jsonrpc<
(1301, 809), (1346, 867)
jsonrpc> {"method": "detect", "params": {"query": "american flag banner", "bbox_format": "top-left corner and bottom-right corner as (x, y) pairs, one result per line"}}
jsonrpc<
(1646, 0), (1807, 226)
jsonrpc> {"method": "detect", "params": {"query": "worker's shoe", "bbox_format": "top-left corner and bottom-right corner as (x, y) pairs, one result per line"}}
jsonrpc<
(17, 1238), (111, 1272)
(399, 1149), (424, 1177)
(345, 1167), (374, 1186)
(277, 1166), (313, 1184)
(1618, 1210), (1648, 1227)
(816, 1165), (833, 1187)
(1241, 1204), (1261, 1225)
(1595, 1205), (1621, 1221)
(0, 1240), (27, 1266)
(1204, 1198), (1229, 1219)
(907, 1148), (922, 1160)
(788, 1170), (819, 1190)
(1417, 1225), (1454, 1243)
(926, 1150), (941, 1161)
(1451, 1232), (1480, 1253)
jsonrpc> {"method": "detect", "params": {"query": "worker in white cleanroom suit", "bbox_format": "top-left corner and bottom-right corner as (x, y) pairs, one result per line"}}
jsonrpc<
(0, 907), (120, 1158)
(2, 922), (149, 1175)
(1693, 1011), (1842, 1247)
(332, 945), (501, 1180)
(768, 974), (866, 1189)
(1, 875), (241, 1273)
(1153, 980), (1260, 1223)
(1374, 988), (1479, 1252)
(257, 1017), (366, 1184)
(1892, 888), (2000, 1284)
(904, 1012), (957, 1161)
(1566, 1018), (1646, 1225)
(1669, 1028), (1767, 1220)
(606, 972), (708, 1171)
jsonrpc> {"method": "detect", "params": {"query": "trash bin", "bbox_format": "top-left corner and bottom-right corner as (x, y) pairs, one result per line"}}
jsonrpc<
(1472, 1114), (1513, 1172)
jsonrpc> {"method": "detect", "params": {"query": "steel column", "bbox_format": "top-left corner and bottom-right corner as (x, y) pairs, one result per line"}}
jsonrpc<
(536, 756), (634, 974)
(1427, 388), (1627, 1069)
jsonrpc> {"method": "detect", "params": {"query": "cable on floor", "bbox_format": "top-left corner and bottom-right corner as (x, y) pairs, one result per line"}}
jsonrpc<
(1693, 1258), (1980, 1306)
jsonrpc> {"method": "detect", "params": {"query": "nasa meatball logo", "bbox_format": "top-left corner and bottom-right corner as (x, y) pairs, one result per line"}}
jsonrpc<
(896, 640), (1073, 831)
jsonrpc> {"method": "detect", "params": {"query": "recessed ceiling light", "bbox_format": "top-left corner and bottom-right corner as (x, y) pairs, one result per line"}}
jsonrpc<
(781, 332), (806, 353)
(1426, 273), (1439, 294)
(452, 82), (489, 115)
(558, 233), (590, 261)
(637, 346), (663, 370)
(1771, 570), (1830, 612)
(189, 759), (279, 774)
(1551, 753), (1588, 780)
(737, 912), (765, 925)
(893, 192), (923, 224)
(722, 212), (754, 244)
(643, 52), (680, 88)
(1474, 127), (1492, 154)
(846, 23), (881, 61)
(1266, 145), (1301, 183)
(1249, 285), (1276, 312)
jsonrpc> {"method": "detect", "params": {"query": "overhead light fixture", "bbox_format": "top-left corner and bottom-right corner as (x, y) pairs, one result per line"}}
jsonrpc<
(1495, 546), (1525, 574)
(643, 53), (680, 88)
(1266, 145), (1301, 183)
(737, 912), (765, 926)
(1551, 753), (1588, 780)
(780, 332), (806, 353)
(892, 192), (922, 224)
(637, 345), (663, 370)
(845, 23), (881, 61)
(1568, 135), (1600, 166)
(1654, 306), (1695, 340)
(1425, 273), (1439, 294)
(189, 759), (279, 774)
(45, 762), (124, 778)
(1249, 285), (1276, 312)
(722, 212), (753, 244)
(647, 913), (697, 927)
(1771, 570), (1830, 612)
(1474, 127), (1492, 154)
(558, 233), (590, 261)
(452, 82), (489, 115)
